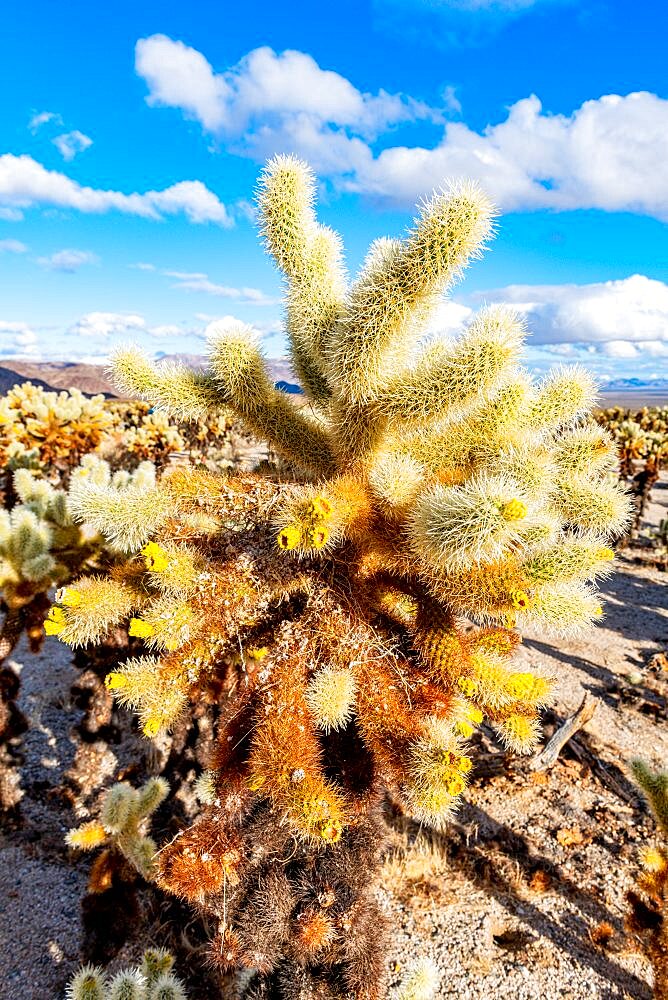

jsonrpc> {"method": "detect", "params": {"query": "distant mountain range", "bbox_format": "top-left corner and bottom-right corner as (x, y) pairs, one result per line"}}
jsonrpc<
(0, 358), (664, 402)
(0, 357), (300, 398)
(599, 377), (668, 392)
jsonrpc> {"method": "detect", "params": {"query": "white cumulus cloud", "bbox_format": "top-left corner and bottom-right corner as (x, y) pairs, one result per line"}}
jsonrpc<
(0, 154), (233, 225)
(347, 92), (668, 219)
(36, 248), (99, 272)
(0, 320), (40, 357)
(469, 274), (668, 361)
(53, 130), (93, 161)
(69, 311), (190, 340)
(135, 36), (436, 149)
(135, 36), (668, 221)
(0, 238), (27, 253)
(70, 312), (147, 338)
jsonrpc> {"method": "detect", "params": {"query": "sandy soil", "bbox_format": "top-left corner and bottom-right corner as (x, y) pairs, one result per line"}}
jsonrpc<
(0, 479), (666, 999)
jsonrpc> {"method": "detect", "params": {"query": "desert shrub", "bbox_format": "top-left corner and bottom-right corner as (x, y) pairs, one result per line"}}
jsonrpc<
(52, 156), (630, 998)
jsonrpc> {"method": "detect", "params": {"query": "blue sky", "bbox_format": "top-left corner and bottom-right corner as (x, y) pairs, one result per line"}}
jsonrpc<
(0, 0), (667, 381)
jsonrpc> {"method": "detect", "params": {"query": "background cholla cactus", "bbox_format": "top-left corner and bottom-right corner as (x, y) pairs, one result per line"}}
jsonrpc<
(627, 760), (668, 998)
(0, 456), (159, 811)
(66, 947), (187, 1000)
(596, 405), (667, 546)
(55, 156), (631, 999)
(0, 382), (113, 481)
(67, 777), (169, 885)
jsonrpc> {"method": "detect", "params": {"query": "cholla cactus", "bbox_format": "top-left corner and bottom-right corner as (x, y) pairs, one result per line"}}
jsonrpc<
(66, 948), (186, 1000)
(396, 959), (440, 1000)
(111, 401), (241, 473)
(56, 157), (630, 998)
(627, 760), (668, 997)
(0, 382), (113, 475)
(66, 776), (168, 881)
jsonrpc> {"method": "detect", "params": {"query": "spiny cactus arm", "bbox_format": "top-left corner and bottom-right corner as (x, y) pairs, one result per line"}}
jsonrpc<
(397, 372), (533, 477)
(285, 224), (347, 403)
(67, 779), (168, 883)
(107, 969), (145, 999)
(67, 480), (173, 552)
(554, 424), (619, 477)
(45, 577), (143, 645)
(108, 655), (190, 736)
(156, 811), (245, 903)
(408, 474), (533, 571)
(367, 452), (426, 514)
(398, 958), (440, 1000)
(247, 649), (347, 842)
(404, 718), (473, 826)
(631, 759), (668, 835)
(328, 180), (495, 403)
(553, 476), (633, 536)
(273, 476), (373, 554)
(305, 666), (357, 733)
(207, 322), (337, 475)
(256, 156), (347, 404)
(517, 579), (604, 636)
(65, 964), (107, 1000)
(427, 558), (531, 625)
(372, 306), (525, 426)
(529, 364), (598, 429)
(110, 345), (225, 420)
(522, 535), (616, 585)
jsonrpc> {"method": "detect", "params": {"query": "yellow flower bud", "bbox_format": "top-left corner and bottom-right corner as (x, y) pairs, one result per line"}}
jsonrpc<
(247, 646), (269, 660)
(277, 524), (302, 550)
(310, 496), (332, 518)
(501, 499), (528, 522)
(128, 618), (155, 638)
(308, 526), (329, 549)
(44, 618), (65, 636)
(142, 541), (170, 572)
(105, 672), (127, 690)
(508, 671), (536, 698)
(456, 721), (474, 739)
(56, 587), (82, 607)
(143, 716), (162, 738)
(510, 590), (530, 610)
(467, 706), (484, 724)
(66, 821), (107, 850)
(320, 819), (342, 842)
(596, 547), (615, 562)
(47, 606), (66, 623)
(446, 774), (466, 796)
(458, 677), (477, 697)
(457, 755), (473, 773)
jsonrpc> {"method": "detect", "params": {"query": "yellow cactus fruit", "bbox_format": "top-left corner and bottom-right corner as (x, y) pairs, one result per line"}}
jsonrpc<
(105, 672), (128, 690)
(501, 499), (527, 522)
(56, 587), (83, 607)
(142, 541), (171, 572)
(128, 618), (156, 639)
(142, 716), (162, 738)
(277, 524), (303, 550)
